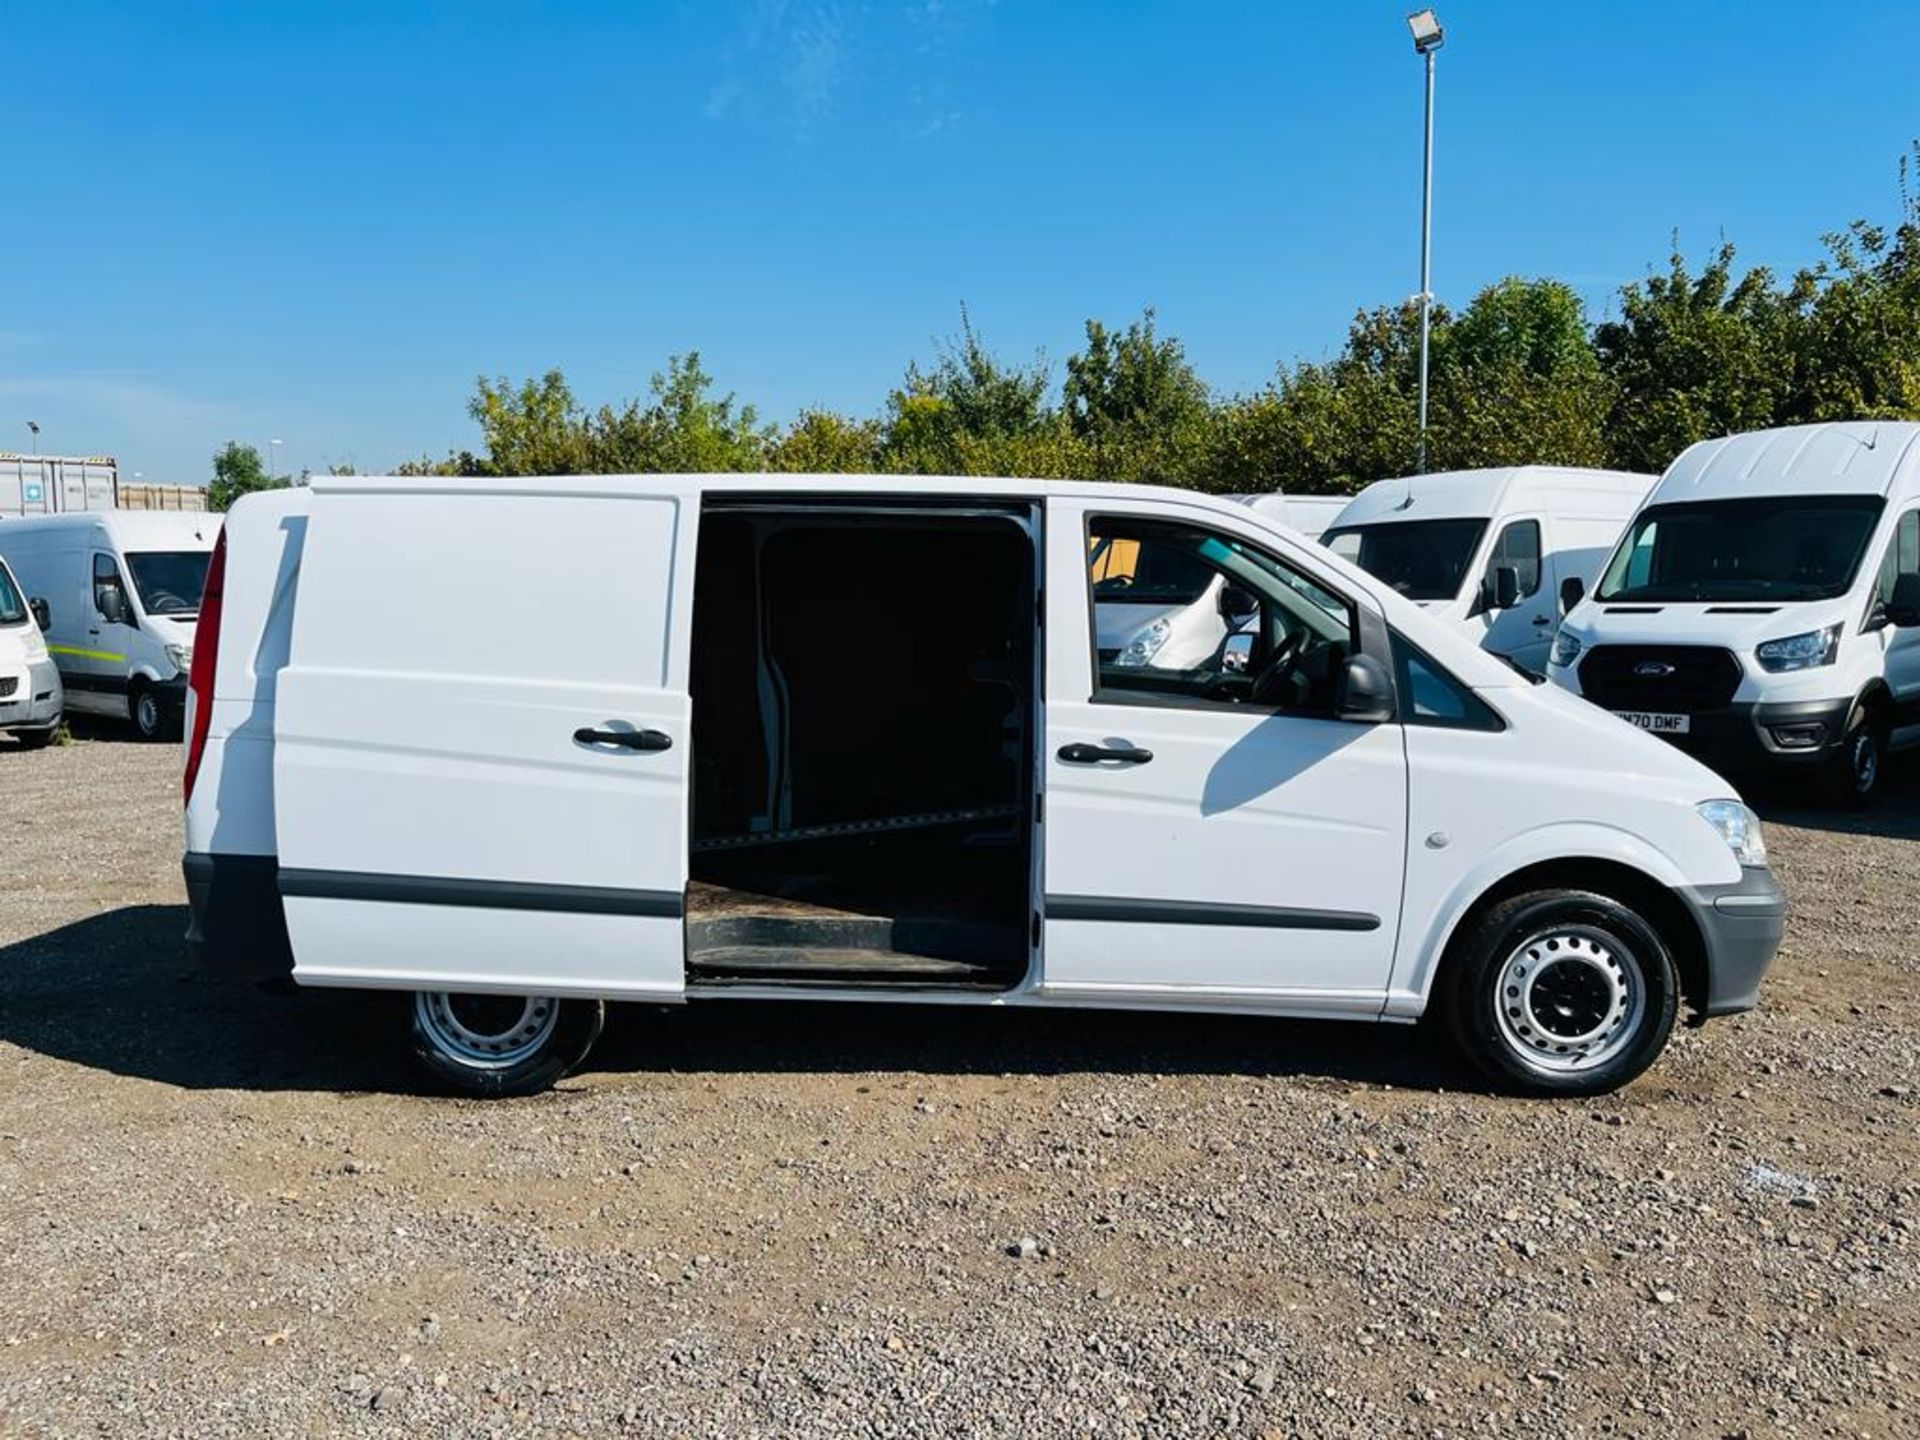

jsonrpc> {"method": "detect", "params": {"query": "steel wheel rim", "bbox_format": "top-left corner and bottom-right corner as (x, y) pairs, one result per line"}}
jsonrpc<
(415, 992), (559, 1069)
(1492, 925), (1645, 1075)
(136, 693), (160, 735)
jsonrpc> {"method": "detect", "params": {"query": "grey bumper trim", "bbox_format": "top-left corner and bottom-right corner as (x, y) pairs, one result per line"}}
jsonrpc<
(1678, 867), (1788, 1019)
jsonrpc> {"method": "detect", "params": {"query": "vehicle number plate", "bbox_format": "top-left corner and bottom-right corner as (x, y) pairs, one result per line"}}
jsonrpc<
(1614, 711), (1690, 735)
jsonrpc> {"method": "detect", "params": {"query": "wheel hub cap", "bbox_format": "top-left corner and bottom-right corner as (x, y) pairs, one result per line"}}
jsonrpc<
(416, 992), (559, 1070)
(1492, 928), (1644, 1074)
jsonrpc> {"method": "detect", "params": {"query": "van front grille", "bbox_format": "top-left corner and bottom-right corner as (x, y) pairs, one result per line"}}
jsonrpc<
(1578, 645), (1742, 713)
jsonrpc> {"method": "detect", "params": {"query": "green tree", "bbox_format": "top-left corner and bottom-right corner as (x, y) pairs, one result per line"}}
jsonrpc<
(469, 369), (591, 475)
(882, 307), (1054, 473)
(206, 441), (284, 512)
(1592, 243), (1804, 473)
(1063, 308), (1211, 481)
(769, 409), (882, 472)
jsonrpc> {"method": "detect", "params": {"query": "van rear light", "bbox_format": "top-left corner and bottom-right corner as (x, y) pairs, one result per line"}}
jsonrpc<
(183, 526), (227, 804)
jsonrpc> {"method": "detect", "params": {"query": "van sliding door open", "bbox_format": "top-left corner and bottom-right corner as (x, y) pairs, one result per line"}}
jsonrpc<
(272, 476), (697, 1000)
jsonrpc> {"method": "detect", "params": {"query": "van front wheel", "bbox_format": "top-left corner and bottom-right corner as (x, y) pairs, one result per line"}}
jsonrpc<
(1443, 890), (1679, 1097)
(129, 682), (172, 741)
(410, 992), (605, 1097)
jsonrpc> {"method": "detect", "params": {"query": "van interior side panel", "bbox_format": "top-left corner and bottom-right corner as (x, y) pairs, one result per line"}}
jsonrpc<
(688, 505), (1035, 987)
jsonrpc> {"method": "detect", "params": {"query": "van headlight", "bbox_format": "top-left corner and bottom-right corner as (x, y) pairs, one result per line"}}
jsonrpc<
(1113, 618), (1171, 669)
(165, 642), (193, 674)
(1696, 799), (1767, 867)
(1754, 623), (1839, 673)
(1550, 631), (1584, 668)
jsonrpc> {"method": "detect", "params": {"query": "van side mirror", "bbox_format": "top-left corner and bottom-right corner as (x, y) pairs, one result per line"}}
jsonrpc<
(1888, 573), (1920, 628)
(1217, 583), (1258, 621)
(1335, 653), (1395, 724)
(96, 583), (128, 625)
(29, 597), (50, 631)
(1487, 564), (1521, 612)
(1559, 575), (1585, 615)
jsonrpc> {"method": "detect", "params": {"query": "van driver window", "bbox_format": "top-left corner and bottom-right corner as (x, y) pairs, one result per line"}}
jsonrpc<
(1087, 517), (1356, 714)
(1875, 511), (1920, 607)
(1491, 520), (1542, 598)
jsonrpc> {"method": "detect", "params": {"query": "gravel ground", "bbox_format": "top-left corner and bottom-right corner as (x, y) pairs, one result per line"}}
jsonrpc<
(2, 728), (1916, 1438)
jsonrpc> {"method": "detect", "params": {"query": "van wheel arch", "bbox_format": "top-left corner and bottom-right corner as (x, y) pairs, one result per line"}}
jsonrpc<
(1435, 858), (1709, 1024)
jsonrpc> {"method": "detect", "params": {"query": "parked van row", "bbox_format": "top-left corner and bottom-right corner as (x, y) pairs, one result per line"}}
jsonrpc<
(183, 471), (1785, 1100)
(0, 511), (217, 741)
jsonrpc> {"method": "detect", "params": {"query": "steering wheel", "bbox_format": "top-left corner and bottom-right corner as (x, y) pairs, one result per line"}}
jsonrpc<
(1247, 629), (1306, 707)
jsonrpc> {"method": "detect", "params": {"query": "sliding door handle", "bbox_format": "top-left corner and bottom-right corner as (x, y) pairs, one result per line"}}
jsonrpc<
(574, 726), (673, 751)
(1057, 742), (1153, 765)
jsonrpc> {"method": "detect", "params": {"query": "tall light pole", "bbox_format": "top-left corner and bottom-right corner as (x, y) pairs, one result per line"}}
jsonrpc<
(27, 419), (40, 455)
(1407, 9), (1444, 474)
(270, 438), (284, 480)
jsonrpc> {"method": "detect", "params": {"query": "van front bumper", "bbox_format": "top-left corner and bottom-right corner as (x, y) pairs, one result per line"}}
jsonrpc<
(183, 852), (294, 981)
(1615, 698), (1853, 770)
(0, 656), (63, 731)
(1677, 865), (1788, 1019)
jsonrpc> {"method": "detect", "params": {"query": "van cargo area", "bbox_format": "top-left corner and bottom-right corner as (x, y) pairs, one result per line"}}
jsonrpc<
(686, 502), (1036, 988)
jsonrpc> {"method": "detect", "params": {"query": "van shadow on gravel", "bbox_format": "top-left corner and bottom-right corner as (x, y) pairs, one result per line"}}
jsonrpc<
(1744, 753), (1920, 841)
(0, 905), (1483, 1096)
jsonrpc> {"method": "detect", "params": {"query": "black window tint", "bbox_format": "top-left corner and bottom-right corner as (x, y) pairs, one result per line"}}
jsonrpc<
(1492, 520), (1541, 598)
(94, 554), (120, 584)
(1392, 636), (1503, 731)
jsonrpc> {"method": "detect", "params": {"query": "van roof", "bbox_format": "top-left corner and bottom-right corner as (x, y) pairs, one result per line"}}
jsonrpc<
(1327, 466), (1657, 527)
(1655, 421), (1920, 504)
(0, 509), (220, 546)
(306, 470), (1296, 513)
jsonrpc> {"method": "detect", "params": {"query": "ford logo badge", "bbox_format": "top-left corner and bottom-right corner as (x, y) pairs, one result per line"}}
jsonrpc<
(1633, 661), (1675, 678)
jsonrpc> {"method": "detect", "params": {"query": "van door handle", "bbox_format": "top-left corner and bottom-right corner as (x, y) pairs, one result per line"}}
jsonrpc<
(1531, 615), (1552, 626)
(574, 726), (673, 751)
(1057, 742), (1153, 765)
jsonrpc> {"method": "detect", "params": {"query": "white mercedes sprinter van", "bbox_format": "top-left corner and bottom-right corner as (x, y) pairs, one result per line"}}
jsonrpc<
(1551, 422), (1920, 805)
(1323, 467), (1656, 675)
(0, 552), (63, 747)
(182, 474), (1784, 1099)
(0, 511), (217, 739)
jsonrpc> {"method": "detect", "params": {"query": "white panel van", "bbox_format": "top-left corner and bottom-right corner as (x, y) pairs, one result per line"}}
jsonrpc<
(0, 552), (63, 746)
(182, 475), (1784, 1098)
(1551, 422), (1920, 805)
(1322, 467), (1656, 676)
(0, 511), (217, 738)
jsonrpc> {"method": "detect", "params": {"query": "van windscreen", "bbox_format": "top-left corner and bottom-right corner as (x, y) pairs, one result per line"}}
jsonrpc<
(125, 550), (212, 618)
(0, 564), (24, 626)
(1322, 518), (1489, 602)
(1596, 496), (1884, 603)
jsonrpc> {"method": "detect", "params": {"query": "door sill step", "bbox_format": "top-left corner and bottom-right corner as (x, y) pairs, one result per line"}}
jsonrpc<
(686, 945), (1014, 987)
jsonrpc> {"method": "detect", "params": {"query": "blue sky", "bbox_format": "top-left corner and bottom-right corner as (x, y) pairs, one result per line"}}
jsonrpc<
(5, 1), (1915, 482)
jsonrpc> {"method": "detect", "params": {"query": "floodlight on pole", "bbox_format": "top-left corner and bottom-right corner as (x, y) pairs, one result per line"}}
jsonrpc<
(1407, 10), (1442, 474)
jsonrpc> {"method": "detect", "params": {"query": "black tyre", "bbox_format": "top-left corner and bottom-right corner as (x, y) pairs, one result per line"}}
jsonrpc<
(409, 992), (605, 1097)
(1823, 703), (1885, 809)
(12, 726), (56, 751)
(1443, 889), (1679, 1097)
(129, 682), (173, 741)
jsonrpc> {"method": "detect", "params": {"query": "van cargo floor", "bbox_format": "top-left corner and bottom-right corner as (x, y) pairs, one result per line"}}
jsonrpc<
(684, 880), (1024, 987)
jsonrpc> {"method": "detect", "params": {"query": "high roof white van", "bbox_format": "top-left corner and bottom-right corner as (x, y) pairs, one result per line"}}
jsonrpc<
(0, 552), (62, 747)
(0, 511), (217, 739)
(1323, 467), (1657, 676)
(1551, 422), (1920, 805)
(182, 474), (1784, 1098)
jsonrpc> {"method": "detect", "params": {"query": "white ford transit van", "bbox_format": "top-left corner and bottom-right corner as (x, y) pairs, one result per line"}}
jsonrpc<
(182, 474), (1783, 1099)
(0, 552), (62, 747)
(1323, 467), (1657, 676)
(1551, 422), (1920, 805)
(0, 511), (216, 739)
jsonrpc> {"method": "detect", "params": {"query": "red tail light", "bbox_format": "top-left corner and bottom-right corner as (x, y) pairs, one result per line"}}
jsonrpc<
(183, 526), (227, 804)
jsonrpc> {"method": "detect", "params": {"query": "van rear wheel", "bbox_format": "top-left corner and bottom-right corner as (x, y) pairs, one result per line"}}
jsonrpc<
(410, 992), (604, 1097)
(1443, 889), (1679, 1097)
